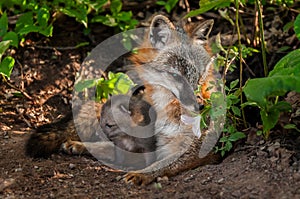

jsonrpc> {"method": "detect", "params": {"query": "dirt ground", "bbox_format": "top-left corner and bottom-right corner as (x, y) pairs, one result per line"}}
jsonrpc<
(1, 8), (300, 199)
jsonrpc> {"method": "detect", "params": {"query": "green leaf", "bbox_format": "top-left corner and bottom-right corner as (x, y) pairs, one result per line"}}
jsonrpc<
(219, 136), (228, 142)
(92, 15), (118, 27)
(269, 49), (300, 77)
(15, 12), (34, 33)
(260, 109), (280, 134)
(110, 0), (122, 15)
(3, 32), (19, 48)
(294, 14), (300, 41)
(156, 1), (166, 5)
(244, 76), (300, 109)
(116, 11), (132, 22)
(113, 72), (135, 94)
(231, 105), (241, 116)
(185, 0), (232, 18)
(0, 40), (11, 61)
(269, 101), (291, 112)
(37, 7), (50, 27)
(74, 79), (97, 92)
(38, 25), (53, 37)
(167, 0), (179, 12)
(0, 56), (15, 78)
(224, 141), (233, 151)
(228, 132), (246, 142)
(230, 79), (239, 89)
(60, 7), (88, 28)
(283, 21), (294, 32)
(0, 12), (8, 37)
(18, 25), (40, 35)
(283, 124), (300, 132)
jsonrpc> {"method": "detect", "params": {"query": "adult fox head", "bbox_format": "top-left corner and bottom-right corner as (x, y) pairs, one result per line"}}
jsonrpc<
(131, 15), (214, 91)
(131, 15), (215, 112)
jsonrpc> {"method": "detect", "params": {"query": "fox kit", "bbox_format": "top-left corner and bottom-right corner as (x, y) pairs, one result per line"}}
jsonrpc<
(100, 93), (157, 169)
(26, 15), (221, 184)
(26, 93), (157, 170)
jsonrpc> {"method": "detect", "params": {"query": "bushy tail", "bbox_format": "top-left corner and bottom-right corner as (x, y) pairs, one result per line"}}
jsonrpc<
(25, 114), (79, 158)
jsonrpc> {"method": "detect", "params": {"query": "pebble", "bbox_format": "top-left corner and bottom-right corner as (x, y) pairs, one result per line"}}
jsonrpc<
(69, 163), (76, 169)
(15, 168), (22, 172)
(157, 176), (169, 182)
(183, 174), (194, 182)
(217, 178), (224, 184)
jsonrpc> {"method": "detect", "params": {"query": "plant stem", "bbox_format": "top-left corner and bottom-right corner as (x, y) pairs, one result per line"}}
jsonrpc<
(255, 0), (268, 76)
(235, 0), (247, 128)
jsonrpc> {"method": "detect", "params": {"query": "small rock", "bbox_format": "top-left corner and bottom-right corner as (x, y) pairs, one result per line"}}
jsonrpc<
(183, 174), (195, 182)
(157, 176), (169, 182)
(115, 175), (122, 181)
(259, 140), (265, 145)
(15, 168), (22, 172)
(69, 163), (76, 169)
(217, 178), (224, 184)
(232, 190), (241, 197)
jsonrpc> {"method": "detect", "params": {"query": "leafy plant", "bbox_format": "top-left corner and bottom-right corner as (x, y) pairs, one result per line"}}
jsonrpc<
(0, 40), (15, 79)
(243, 49), (300, 138)
(91, 0), (138, 31)
(216, 80), (246, 156)
(0, 6), (53, 79)
(215, 124), (245, 156)
(75, 72), (135, 102)
(198, 80), (245, 156)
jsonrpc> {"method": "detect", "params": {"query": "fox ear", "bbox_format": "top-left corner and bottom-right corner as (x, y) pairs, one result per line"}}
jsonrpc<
(192, 19), (214, 44)
(149, 15), (175, 49)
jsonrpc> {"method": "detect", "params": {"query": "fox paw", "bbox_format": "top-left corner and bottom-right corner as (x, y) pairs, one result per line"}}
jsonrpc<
(123, 172), (154, 186)
(61, 140), (86, 155)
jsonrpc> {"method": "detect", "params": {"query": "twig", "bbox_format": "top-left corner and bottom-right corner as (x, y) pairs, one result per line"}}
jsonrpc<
(235, 0), (247, 128)
(34, 42), (89, 51)
(2, 76), (33, 100)
(255, 0), (268, 76)
(184, 0), (191, 22)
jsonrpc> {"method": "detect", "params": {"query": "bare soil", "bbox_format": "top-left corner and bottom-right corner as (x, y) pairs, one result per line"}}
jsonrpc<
(1, 9), (300, 199)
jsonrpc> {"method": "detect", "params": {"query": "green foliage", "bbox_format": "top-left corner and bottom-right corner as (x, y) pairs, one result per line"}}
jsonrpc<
(185, 0), (232, 18)
(0, 0), (139, 81)
(0, 41), (15, 79)
(243, 49), (300, 138)
(91, 0), (138, 31)
(215, 125), (245, 156)
(75, 72), (135, 102)
(156, 0), (179, 13)
(199, 80), (245, 156)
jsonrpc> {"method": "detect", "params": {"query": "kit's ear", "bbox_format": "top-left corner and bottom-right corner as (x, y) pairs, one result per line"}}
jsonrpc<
(149, 15), (175, 49)
(192, 19), (214, 44)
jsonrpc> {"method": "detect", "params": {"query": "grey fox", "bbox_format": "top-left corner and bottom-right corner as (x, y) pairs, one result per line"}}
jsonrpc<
(26, 15), (221, 185)
(123, 15), (221, 185)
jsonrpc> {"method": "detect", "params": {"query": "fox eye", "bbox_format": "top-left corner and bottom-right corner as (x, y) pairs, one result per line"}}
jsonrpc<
(120, 105), (131, 115)
(105, 123), (115, 129)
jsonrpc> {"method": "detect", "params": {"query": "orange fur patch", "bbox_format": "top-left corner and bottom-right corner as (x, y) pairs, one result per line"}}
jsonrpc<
(166, 99), (182, 122)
